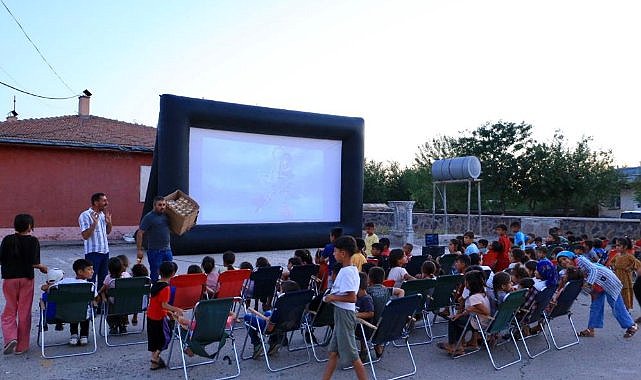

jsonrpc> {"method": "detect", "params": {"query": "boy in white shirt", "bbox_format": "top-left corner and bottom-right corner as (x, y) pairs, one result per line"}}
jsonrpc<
(321, 236), (367, 380)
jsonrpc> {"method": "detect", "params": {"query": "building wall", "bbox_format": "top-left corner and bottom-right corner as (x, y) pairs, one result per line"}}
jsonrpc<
(0, 144), (152, 230)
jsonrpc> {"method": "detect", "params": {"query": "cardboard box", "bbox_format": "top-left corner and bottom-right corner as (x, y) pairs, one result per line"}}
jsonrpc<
(163, 190), (199, 236)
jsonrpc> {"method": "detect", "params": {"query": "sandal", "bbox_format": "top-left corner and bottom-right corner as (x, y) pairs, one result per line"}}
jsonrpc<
(150, 357), (167, 370)
(183, 346), (194, 357)
(624, 324), (638, 339)
(578, 329), (595, 337)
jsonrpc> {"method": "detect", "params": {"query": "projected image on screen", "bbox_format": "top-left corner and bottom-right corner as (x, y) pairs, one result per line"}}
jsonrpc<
(189, 128), (342, 224)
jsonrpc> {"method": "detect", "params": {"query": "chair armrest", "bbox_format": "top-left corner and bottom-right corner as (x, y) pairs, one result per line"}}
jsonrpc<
(247, 307), (270, 321)
(356, 317), (377, 331)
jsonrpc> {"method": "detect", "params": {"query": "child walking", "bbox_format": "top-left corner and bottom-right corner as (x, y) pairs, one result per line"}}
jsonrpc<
(321, 235), (368, 380)
(147, 261), (183, 370)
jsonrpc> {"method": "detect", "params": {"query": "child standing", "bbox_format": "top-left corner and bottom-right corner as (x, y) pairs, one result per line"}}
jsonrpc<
(147, 261), (183, 370)
(556, 251), (637, 338)
(363, 222), (379, 256)
(321, 236), (368, 380)
(510, 221), (526, 250)
(495, 224), (512, 272)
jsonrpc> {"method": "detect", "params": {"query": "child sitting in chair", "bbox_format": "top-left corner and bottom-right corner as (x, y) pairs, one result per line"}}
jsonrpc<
(55, 259), (98, 347)
(244, 280), (300, 359)
(99, 257), (132, 335)
(40, 268), (65, 331)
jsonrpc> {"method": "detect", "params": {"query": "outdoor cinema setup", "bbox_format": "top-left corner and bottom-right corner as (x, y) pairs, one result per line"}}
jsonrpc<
(143, 95), (364, 255)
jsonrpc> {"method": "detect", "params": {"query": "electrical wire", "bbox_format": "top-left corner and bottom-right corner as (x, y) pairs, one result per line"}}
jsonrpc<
(1, 0), (75, 94)
(0, 80), (78, 100)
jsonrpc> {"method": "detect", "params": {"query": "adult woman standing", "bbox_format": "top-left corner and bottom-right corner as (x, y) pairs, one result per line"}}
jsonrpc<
(1, 214), (47, 354)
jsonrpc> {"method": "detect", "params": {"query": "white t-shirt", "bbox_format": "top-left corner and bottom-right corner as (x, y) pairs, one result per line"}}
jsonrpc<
(328, 265), (359, 311)
(387, 266), (409, 288)
(465, 292), (491, 331)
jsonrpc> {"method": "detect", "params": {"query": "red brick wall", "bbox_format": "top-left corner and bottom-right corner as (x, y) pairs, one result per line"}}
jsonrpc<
(0, 144), (152, 228)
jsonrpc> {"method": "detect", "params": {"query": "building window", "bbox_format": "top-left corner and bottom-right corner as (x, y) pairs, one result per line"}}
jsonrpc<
(140, 166), (151, 202)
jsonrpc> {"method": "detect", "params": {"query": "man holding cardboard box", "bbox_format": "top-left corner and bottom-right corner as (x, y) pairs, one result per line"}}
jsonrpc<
(136, 196), (173, 283)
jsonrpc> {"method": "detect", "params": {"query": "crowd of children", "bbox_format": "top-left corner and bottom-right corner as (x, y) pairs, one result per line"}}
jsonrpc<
(5, 217), (641, 377)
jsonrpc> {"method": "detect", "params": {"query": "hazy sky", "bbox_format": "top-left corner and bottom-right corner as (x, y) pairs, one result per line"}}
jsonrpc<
(1, 0), (640, 167)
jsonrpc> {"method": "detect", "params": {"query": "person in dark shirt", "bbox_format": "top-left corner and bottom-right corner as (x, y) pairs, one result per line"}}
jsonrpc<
(1, 214), (47, 354)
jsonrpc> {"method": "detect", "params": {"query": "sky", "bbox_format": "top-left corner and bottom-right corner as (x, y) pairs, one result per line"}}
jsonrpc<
(1, 0), (640, 168)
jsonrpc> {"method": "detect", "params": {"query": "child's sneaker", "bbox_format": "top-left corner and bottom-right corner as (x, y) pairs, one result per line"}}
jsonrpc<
(79, 336), (88, 346)
(69, 335), (78, 346)
(119, 325), (128, 334)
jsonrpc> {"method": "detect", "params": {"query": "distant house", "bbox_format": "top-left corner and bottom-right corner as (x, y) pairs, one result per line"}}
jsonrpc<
(599, 166), (641, 218)
(0, 95), (155, 240)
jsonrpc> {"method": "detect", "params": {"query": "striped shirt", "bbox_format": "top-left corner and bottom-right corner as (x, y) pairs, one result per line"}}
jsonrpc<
(78, 208), (109, 254)
(576, 255), (622, 299)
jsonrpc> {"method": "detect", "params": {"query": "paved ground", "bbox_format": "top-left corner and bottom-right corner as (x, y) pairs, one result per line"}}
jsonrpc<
(2, 243), (640, 379)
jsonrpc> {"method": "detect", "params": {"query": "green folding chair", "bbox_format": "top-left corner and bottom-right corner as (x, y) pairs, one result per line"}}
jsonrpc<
(166, 297), (240, 380)
(100, 276), (151, 347)
(453, 289), (528, 370)
(423, 274), (464, 340)
(398, 278), (437, 345)
(40, 282), (97, 359)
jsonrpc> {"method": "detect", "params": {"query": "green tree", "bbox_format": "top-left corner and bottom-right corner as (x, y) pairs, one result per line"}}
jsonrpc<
(363, 159), (389, 203)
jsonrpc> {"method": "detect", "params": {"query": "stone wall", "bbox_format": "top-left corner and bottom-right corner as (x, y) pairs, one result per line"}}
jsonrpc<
(363, 211), (641, 244)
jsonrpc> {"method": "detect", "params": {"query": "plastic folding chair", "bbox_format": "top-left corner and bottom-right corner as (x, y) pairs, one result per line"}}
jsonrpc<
(100, 276), (151, 347)
(541, 279), (583, 350)
(357, 293), (423, 380)
(241, 289), (314, 372)
(288, 264), (320, 291)
(40, 282), (97, 359)
(397, 278), (437, 345)
(171, 273), (208, 311)
(166, 297), (241, 380)
(516, 286), (556, 358)
(453, 289), (528, 370)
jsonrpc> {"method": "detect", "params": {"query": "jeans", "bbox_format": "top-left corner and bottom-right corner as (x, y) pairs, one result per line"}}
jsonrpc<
(147, 248), (173, 283)
(85, 252), (109, 287)
(588, 290), (634, 329)
(1, 278), (35, 352)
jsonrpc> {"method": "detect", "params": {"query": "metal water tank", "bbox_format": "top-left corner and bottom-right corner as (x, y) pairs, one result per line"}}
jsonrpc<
(431, 156), (481, 181)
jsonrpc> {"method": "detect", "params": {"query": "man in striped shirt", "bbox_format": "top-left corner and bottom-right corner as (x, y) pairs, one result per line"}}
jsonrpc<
(78, 192), (112, 290)
(556, 251), (637, 338)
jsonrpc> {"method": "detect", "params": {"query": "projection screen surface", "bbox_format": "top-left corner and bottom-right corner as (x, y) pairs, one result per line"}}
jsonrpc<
(189, 128), (342, 224)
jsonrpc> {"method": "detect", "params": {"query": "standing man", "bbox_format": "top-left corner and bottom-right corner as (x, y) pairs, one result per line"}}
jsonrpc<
(136, 196), (173, 283)
(79, 192), (112, 289)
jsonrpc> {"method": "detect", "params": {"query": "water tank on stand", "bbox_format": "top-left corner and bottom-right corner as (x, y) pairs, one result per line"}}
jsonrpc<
(431, 156), (481, 181)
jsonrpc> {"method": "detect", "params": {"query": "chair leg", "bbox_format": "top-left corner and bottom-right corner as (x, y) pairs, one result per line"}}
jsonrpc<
(520, 322), (551, 359)
(544, 313), (580, 350)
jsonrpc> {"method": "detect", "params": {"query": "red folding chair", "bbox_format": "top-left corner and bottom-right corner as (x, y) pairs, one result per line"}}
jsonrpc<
(382, 279), (396, 288)
(216, 269), (251, 298)
(170, 273), (207, 311)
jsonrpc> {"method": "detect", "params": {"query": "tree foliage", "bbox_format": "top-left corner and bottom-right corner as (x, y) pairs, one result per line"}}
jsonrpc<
(364, 121), (620, 216)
